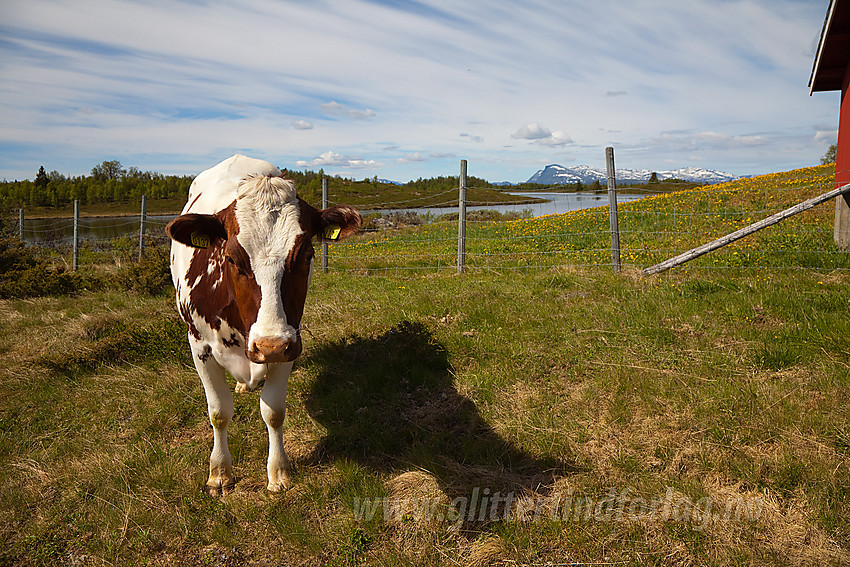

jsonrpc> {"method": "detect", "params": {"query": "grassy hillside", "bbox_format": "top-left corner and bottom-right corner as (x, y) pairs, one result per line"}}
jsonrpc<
(326, 163), (847, 273)
(0, 164), (847, 565)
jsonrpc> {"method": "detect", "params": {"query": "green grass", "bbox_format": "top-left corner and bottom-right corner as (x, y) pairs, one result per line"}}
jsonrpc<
(0, 163), (849, 565)
(1, 267), (848, 565)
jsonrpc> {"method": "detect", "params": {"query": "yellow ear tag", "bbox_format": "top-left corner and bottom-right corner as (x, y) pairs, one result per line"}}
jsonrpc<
(190, 231), (211, 248)
(323, 224), (342, 240)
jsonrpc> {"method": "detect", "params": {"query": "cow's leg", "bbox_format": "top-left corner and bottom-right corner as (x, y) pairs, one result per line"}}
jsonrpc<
(259, 362), (293, 492)
(191, 342), (235, 496)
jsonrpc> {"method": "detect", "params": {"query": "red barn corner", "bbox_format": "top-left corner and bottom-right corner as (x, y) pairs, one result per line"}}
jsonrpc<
(810, 0), (850, 249)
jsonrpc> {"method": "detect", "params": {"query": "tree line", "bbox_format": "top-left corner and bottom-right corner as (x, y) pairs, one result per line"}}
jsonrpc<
(1, 159), (566, 213)
(1, 161), (507, 211)
(0, 161), (194, 210)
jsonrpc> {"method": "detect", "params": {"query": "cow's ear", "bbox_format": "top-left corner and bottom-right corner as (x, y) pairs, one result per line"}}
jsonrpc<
(166, 214), (228, 249)
(319, 205), (362, 241)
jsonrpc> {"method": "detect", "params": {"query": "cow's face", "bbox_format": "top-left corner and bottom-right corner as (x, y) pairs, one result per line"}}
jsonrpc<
(167, 175), (360, 364)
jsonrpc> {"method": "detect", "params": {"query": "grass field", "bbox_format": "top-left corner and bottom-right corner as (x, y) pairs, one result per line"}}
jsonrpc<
(0, 165), (848, 566)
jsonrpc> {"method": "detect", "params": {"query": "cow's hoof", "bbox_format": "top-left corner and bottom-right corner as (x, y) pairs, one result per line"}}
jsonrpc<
(205, 474), (236, 497)
(234, 380), (264, 393)
(267, 476), (293, 493)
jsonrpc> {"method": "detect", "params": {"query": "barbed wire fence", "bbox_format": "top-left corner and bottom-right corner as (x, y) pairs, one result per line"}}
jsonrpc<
(8, 152), (850, 275)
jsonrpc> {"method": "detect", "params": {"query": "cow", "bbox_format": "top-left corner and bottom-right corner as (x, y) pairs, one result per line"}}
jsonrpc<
(166, 154), (361, 495)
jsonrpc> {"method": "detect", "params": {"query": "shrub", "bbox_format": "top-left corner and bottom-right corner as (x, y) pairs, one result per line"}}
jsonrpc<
(115, 245), (172, 296)
(0, 237), (86, 298)
(365, 211), (428, 230)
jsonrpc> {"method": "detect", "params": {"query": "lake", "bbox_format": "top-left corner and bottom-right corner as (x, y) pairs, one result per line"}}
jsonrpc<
(364, 191), (648, 218)
(21, 192), (649, 244)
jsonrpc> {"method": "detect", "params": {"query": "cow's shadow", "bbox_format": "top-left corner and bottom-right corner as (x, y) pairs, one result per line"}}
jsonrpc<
(301, 320), (578, 505)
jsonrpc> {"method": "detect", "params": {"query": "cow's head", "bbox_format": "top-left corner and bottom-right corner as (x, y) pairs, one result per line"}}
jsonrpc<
(167, 175), (360, 364)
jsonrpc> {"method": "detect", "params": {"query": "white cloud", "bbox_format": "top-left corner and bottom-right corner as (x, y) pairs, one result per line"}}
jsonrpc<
(318, 101), (376, 120)
(296, 151), (381, 170)
(396, 152), (429, 164)
(512, 123), (552, 141)
(293, 120), (314, 130)
(647, 131), (770, 152)
(512, 123), (573, 147)
(815, 130), (838, 143)
(539, 131), (573, 147)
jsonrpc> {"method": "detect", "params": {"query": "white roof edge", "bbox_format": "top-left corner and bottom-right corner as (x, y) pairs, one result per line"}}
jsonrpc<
(810, 0), (838, 95)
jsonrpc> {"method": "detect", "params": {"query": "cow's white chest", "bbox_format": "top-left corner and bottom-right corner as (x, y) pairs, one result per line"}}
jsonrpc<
(182, 307), (269, 389)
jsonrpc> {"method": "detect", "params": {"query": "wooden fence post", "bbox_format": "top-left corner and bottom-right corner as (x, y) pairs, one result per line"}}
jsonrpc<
(322, 178), (329, 274)
(457, 159), (467, 274)
(72, 200), (79, 271)
(605, 147), (622, 271)
(835, 192), (850, 250)
(138, 195), (147, 262)
(18, 209), (24, 242)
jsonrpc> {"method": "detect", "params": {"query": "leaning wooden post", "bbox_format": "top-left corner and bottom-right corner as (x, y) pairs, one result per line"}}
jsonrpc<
(644, 182), (850, 275)
(72, 200), (79, 271)
(321, 177), (329, 274)
(18, 208), (24, 241)
(457, 159), (467, 274)
(605, 147), (621, 271)
(138, 195), (147, 262)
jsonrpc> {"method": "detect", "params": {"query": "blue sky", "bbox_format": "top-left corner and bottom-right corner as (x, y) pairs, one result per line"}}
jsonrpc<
(0, 0), (841, 183)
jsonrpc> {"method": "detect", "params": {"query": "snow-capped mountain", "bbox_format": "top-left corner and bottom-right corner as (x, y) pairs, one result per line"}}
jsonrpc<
(527, 164), (738, 185)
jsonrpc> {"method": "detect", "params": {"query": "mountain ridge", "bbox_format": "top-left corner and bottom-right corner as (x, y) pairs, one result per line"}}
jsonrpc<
(527, 164), (739, 185)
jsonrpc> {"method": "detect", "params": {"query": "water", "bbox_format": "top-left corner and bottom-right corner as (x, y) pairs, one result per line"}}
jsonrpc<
(21, 215), (174, 244)
(20, 192), (650, 244)
(367, 191), (648, 218)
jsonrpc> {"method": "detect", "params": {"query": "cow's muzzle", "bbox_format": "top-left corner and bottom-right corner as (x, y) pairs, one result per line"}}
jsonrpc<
(248, 334), (302, 364)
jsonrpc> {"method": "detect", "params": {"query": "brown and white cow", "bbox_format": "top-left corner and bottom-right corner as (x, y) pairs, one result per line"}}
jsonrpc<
(166, 154), (360, 495)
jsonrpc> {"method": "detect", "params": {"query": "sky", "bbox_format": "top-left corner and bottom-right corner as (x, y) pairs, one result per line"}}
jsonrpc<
(0, 0), (842, 183)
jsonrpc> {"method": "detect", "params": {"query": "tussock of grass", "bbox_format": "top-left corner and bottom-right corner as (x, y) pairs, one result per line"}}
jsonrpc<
(41, 310), (188, 374)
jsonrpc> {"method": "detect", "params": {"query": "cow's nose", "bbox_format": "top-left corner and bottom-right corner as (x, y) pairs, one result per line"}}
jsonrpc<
(248, 336), (302, 364)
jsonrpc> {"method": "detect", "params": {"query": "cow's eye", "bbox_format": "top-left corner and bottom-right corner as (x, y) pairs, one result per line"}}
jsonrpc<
(226, 256), (235, 265)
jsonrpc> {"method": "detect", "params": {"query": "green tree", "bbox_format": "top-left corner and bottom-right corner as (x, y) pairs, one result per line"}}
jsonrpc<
(34, 166), (48, 190)
(91, 160), (125, 181)
(821, 143), (837, 165)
